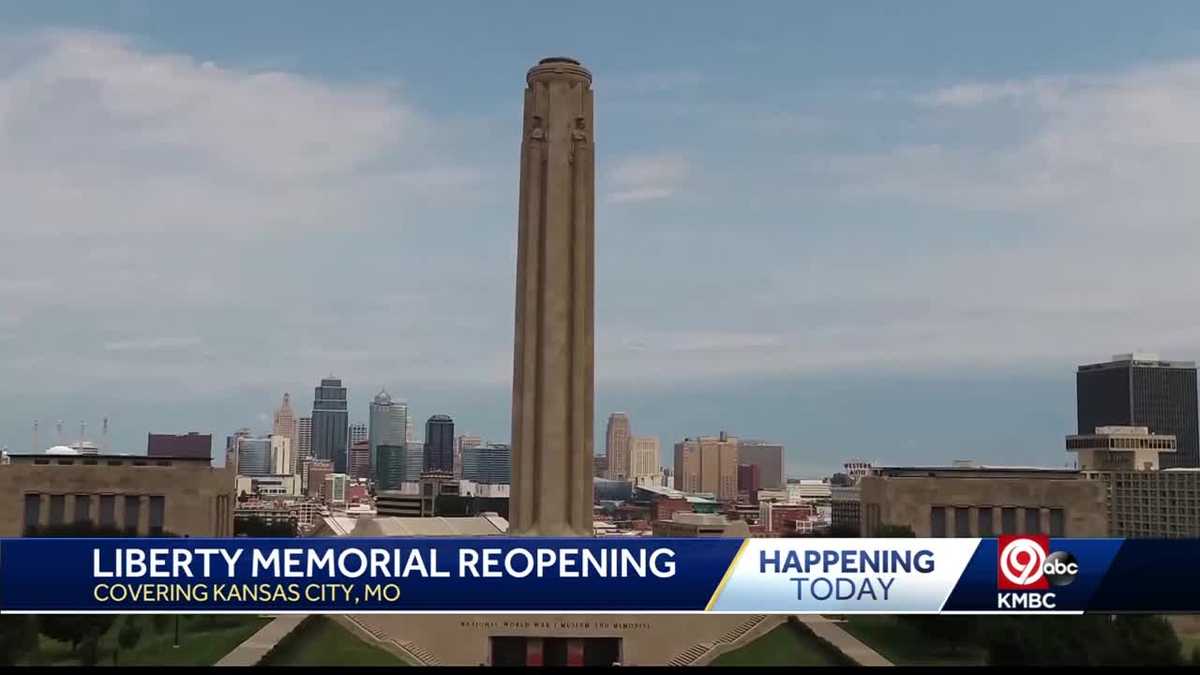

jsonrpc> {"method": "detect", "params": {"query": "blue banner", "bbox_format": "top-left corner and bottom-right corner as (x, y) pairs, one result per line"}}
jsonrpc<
(0, 538), (741, 612)
(0, 536), (1196, 614)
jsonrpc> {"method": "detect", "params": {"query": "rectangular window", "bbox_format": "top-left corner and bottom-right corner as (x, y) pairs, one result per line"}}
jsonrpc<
(865, 504), (880, 536)
(930, 506), (947, 537)
(23, 494), (41, 534)
(74, 494), (91, 525)
(99, 495), (116, 528)
(49, 495), (65, 526)
(148, 496), (165, 536)
(954, 507), (971, 537)
(124, 496), (141, 535)
(1001, 507), (1017, 534)
(1024, 508), (1042, 534)
(978, 508), (994, 537)
(1049, 508), (1066, 537)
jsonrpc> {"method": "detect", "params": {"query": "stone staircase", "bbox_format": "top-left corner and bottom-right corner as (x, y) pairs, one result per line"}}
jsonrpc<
(666, 614), (773, 666)
(338, 616), (443, 666)
(395, 639), (442, 666)
(668, 643), (712, 666)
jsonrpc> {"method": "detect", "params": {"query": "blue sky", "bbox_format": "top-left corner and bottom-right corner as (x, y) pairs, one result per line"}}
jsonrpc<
(2, 1), (1200, 475)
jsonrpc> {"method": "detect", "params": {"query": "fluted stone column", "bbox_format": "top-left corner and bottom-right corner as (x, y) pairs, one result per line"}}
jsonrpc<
(509, 57), (595, 536)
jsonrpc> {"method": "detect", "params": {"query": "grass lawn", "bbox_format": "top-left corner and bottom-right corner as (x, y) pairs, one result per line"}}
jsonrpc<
(260, 616), (410, 666)
(711, 623), (844, 667)
(22, 615), (271, 666)
(118, 616), (271, 666)
(840, 616), (986, 666)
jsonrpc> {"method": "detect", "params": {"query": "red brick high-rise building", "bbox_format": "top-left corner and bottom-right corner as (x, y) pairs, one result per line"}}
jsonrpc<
(737, 463), (761, 502)
(147, 432), (211, 459)
(306, 459), (333, 500)
(348, 441), (371, 481)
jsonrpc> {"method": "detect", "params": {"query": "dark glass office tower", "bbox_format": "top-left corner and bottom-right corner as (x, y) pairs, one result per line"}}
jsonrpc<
(312, 376), (349, 473)
(424, 415), (455, 473)
(1077, 353), (1199, 468)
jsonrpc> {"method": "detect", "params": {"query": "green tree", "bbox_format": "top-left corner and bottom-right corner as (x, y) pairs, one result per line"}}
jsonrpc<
(1113, 615), (1181, 666)
(78, 633), (100, 667)
(902, 615), (976, 652)
(984, 616), (1182, 666)
(25, 522), (173, 664)
(114, 617), (142, 666)
(151, 614), (171, 633)
(0, 615), (38, 666)
(39, 615), (115, 657)
(38, 615), (90, 652)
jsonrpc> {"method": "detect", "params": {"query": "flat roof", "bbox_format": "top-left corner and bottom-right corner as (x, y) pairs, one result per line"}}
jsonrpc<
(348, 515), (508, 537)
(1078, 355), (1196, 371)
(6, 453), (213, 462)
(873, 465), (1081, 477)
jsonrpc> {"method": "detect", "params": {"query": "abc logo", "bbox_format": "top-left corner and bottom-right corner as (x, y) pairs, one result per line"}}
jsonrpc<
(997, 536), (1077, 590)
(1044, 551), (1078, 587)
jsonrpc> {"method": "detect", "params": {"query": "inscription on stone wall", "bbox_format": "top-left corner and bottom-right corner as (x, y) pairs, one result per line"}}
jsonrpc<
(459, 619), (653, 633)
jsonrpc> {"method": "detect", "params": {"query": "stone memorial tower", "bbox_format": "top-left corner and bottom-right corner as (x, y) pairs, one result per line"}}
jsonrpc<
(347, 60), (778, 666)
(508, 57), (595, 536)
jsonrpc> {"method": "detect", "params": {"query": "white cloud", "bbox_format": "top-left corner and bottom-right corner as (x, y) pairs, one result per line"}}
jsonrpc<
(735, 59), (1200, 376)
(103, 336), (203, 352)
(0, 29), (504, 404)
(605, 154), (689, 204)
(916, 79), (1053, 108)
(580, 58), (1200, 384)
(840, 60), (1200, 228)
(6, 27), (1200, 421)
(0, 29), (478, 236)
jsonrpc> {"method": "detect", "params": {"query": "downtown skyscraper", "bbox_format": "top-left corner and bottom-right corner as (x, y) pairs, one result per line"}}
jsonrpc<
(297, 417), (312, 459)
(461, 444), (512, 484)
(1077, 353), (1200, 468)
(424, 415), (454, 473)
(236, 436), (272, 477)
(312, 376), (349, 474)
(605, 412), (631, 480)
(736, 439), (785, 489)
(349, 422), (368, 447)
(272, 393), (298, 459)
(369, 390), (408, 480)
(629, 435), (661, 482)
(674, 431), (739, 501)
(454, 433), (483, 479)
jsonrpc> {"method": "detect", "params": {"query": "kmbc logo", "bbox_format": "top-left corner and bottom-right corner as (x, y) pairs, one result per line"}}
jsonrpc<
(997, 535), (1078, 590)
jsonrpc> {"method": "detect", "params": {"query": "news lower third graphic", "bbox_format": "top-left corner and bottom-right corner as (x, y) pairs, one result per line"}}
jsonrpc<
(0, 537), (1193, 614)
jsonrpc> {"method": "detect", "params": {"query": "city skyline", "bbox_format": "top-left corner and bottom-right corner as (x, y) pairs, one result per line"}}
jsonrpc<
(6, 3), (1200, 475)
(2, 362), (1176, 478)
(5, 8), (1200, 666)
